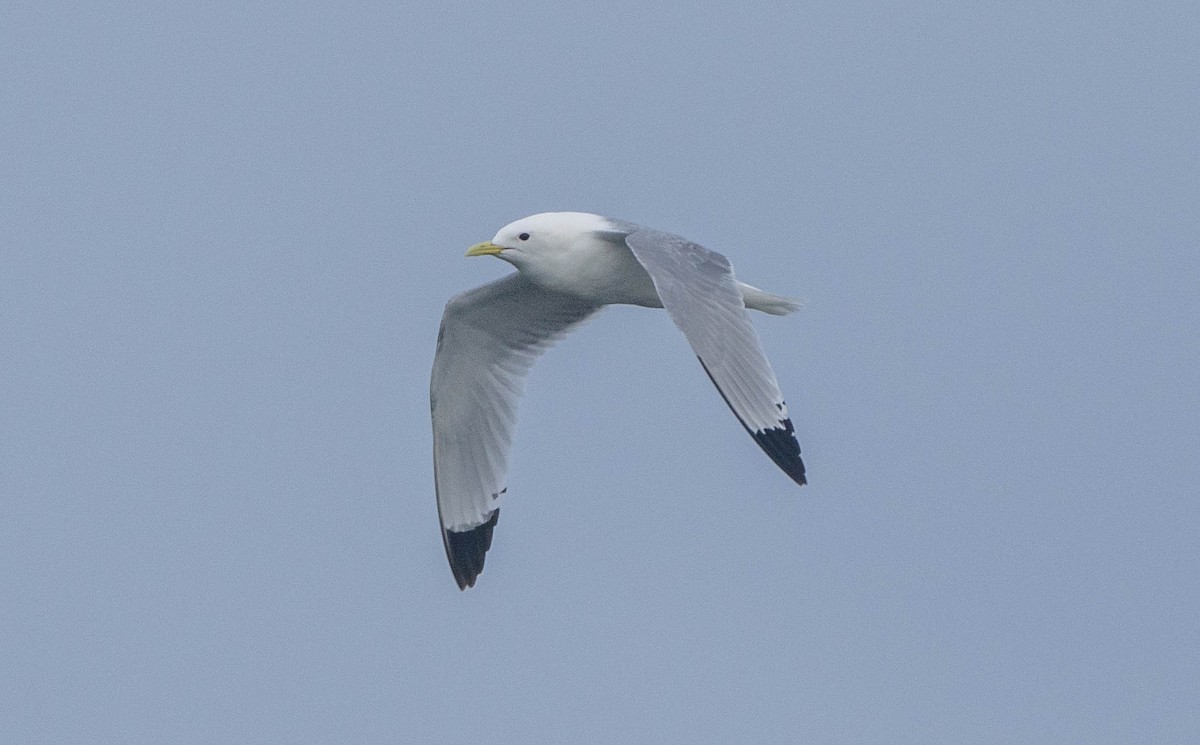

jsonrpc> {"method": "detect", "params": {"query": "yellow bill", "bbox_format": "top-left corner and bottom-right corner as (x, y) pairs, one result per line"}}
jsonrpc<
(465, 241), (504, 257)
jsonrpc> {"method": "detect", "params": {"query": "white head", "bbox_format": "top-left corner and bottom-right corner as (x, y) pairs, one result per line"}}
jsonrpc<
(465, 212), (615, 269)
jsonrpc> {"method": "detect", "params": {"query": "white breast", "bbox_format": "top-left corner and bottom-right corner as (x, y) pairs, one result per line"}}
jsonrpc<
(524, 234), (663, 308)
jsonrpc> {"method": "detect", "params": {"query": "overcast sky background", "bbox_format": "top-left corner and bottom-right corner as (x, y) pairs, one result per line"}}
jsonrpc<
(3, 3), (1198, 743)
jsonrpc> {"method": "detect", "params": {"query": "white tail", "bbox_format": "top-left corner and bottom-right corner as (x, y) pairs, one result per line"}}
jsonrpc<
(737, 282), (803, 316)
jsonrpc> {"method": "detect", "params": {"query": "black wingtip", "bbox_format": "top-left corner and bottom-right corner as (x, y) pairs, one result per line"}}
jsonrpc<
(696, 356), (807, 487)
(445, 510), (499, 590)
(753, 418), (807, 486)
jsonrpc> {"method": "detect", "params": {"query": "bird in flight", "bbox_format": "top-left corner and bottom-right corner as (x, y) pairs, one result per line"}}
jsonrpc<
(431, 212), (806, 589)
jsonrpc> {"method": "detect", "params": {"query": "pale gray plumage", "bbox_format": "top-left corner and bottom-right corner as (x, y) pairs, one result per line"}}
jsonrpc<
(431, 212), (805, 589)
(431, 276), (599, 583)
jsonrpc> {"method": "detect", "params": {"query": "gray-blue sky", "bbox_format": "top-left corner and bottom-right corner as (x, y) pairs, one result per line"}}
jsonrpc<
(3, 2), (1197, 742)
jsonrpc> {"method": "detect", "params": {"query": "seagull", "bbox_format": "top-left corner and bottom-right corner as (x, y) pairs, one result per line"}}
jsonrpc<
(431, 212), (806, 589)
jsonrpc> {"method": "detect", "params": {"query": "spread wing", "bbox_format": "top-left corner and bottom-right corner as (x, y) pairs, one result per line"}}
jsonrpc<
(622, 229), (806, 486)
(430, 273), (600, 589)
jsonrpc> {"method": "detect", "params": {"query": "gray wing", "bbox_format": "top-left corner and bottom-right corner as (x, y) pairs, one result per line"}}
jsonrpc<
(431, 273), (600, 589)
(623, 229), (806, 486)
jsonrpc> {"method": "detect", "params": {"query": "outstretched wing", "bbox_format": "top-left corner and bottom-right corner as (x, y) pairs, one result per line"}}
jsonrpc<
(431, 273), (600, 589)
(622, 229), (806, 486)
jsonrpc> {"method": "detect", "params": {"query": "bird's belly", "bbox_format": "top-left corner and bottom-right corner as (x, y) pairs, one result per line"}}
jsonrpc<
(584, 253), (662, 307)
(531, 244), (663, 308)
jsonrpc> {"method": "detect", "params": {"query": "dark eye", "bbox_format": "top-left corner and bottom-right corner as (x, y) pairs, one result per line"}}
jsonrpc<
(518, 232), (530, 241)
